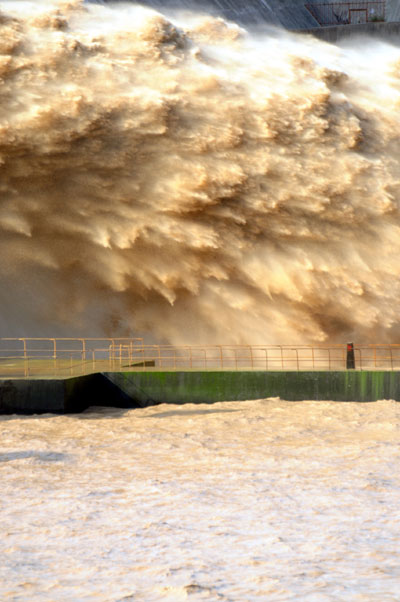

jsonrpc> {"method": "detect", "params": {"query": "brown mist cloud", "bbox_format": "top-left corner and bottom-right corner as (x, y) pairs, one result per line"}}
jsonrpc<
(0, 1), (400, 343)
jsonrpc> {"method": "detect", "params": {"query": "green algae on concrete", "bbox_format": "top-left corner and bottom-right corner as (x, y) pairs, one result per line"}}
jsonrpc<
(104, 370), (400, 406)
(2, 370), (400, 414)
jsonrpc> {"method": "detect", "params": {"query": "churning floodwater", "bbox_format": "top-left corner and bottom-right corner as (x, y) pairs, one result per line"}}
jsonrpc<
(2, 1), (400, 343)
(1, 399), (400, 601)
(1, 4), (400, 598)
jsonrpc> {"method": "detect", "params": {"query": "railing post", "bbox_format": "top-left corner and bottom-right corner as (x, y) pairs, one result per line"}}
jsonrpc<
(294, 349), (299, 371)
(110, 339), (116, 367)
(346, 342), (355, 369)
(249, 346), (253, 369)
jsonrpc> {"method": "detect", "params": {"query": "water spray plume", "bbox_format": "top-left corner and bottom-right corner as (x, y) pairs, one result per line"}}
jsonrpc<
(1, 0), (400, 343)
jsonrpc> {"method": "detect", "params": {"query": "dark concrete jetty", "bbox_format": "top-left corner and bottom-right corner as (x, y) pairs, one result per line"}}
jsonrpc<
(1, 370), (400, 414)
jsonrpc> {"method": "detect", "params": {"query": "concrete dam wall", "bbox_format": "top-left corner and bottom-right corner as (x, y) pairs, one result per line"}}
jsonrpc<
(97, 0), (400, 35)
(296, 20), (400, 42)
(2, 371), (400, 414)
(96, 0), (319, 29)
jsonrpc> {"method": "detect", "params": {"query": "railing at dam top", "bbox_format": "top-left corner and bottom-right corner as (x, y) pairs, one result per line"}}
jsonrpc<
(1, 338), (400, 378)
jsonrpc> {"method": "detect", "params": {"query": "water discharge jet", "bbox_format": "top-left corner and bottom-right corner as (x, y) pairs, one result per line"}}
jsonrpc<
(1, 1), (400, 344)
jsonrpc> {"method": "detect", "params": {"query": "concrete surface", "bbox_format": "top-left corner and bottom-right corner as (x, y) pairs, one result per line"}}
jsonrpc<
(296, 19), (400, 42)
(1, 370), (400, 413)
(97, 0), (400, 31)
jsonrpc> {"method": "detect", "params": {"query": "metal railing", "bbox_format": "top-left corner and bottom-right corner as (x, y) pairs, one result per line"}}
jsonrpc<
(1, 338), (400, 378)
(0, 338), (144, 379)
(305, 1), (385, 26)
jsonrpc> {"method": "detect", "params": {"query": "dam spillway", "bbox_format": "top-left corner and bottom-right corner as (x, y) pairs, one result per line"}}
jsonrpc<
(97, 0), (400, 38)
(2, 2), (400, 347)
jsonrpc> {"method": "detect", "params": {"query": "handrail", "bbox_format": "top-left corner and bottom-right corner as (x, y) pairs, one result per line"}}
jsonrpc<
(1, 338), (400, 378)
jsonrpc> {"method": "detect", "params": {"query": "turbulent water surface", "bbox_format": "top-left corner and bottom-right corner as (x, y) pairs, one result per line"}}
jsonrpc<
(1, 1), (400, 343)
(1, 399), (400, 601)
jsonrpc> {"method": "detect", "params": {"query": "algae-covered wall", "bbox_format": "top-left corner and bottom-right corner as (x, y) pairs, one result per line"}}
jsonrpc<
(104, 371), (400, 406)
(1, 371), (400, 414)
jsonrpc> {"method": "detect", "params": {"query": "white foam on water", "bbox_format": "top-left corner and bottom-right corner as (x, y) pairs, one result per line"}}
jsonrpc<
(1, 399), (400, 600)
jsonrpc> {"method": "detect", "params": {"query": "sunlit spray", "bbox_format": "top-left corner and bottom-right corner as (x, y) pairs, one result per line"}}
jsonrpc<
(1, 1), (400, 343)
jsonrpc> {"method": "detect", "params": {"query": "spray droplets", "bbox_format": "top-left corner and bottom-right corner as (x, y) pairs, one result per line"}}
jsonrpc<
(1, 1), (400, 343)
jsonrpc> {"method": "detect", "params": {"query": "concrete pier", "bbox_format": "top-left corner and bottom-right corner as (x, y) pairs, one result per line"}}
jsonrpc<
(0, 373), (134, 414)
(1, 370), (400, 414)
